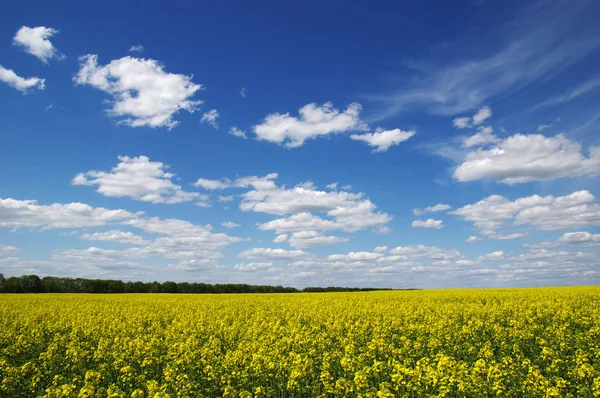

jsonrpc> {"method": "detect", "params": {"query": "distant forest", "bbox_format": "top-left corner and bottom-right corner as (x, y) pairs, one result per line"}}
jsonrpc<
(0, 274), (408, 294)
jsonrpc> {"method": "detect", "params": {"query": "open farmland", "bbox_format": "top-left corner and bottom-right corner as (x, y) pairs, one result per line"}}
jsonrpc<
(1, 288), (600, 397)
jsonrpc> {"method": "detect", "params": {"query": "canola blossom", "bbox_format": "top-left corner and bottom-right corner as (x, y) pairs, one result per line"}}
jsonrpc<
(1, 288), (600, 397)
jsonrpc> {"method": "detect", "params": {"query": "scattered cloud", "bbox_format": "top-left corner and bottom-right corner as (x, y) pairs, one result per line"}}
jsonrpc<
(253, 102), (366, 148)
(238, 247), (313, 261)
(0, 65), (45, 92)
(72, 155), (207, 205)
(80, 230), (149, 245)
(193, 178), (231, 190)
(128, 45), (144, 53)
(350, 128), (415, 152)
(13, 26), (64, 63)
(413, 203), (451, 216)
(229, 127), (247, 139)
(454, 133), (600, 184)
(74, 55), (202, 129)
(462, 126), (497, 148)
(451, 190), (600, 234)
(472, 106), (493, 125)
(411, 219), (444, 229)
(453, 117), (471, 129)
(287, 231), (349, 249)
(465, 236), (481, 243)
(0, 198), (135, 230)
(221, 221), (240, 229)
(374, 246), (388, 253)
(0, 245), (20, 256)
(201, 109), (219, 129)
(239, 88), (247, 98)
(477, 251), (505, 261)
(234, 262), (272, 272)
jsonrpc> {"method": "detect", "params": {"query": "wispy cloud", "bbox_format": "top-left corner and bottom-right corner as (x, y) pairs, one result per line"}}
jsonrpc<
(366, 1), (600, 120)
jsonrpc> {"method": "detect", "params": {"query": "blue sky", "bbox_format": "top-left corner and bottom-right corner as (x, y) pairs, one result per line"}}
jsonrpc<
(0, 0), (599, 288)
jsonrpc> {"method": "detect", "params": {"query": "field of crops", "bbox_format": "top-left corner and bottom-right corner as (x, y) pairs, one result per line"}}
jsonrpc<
(1, 288), (600, 397)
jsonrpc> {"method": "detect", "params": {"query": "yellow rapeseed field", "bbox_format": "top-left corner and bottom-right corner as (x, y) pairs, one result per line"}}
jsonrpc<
(1, 288), (600, 397)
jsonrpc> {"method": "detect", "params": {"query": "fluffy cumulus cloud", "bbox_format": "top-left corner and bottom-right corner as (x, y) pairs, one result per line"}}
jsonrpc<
(465, 236), (481, 243)
(253, 102), (366, 148)
(451, 190), (600, 235)
(477, 251), (505, 261)
(13, 26), (64, 63)
(0, 65), (45, 92)
(74, 55), (202, 129)
(201, 109), (219, 129)
(462, 126), (497, 148)
(452, 106), (492, 128)
(413, 204), (451, 216)
(80, 230), (149, 245)
(411, 219), (444, 229)
(454, 133), (600, 184)
(350, 128), (415, 152)
(242, 179), (391, 237)
(0, 198), (135, 230)
(72, 156), (206, 205)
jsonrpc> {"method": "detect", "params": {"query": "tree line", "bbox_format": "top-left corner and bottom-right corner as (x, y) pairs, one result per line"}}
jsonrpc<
(0, 274), (402, 294)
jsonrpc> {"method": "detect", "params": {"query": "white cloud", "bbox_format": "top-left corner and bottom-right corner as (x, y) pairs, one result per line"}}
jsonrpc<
(273, 234), (288, 243)
(253, 102), (366, 148)
(350, 128), (415, 152)
(527, 231), (600, 249)
(0, 245), (20, 256)
(221, 221), (240, 229)
(13, 26), (64, 63)
(453, 117), (471, 129)
(478, 251), (505, 261)
(373, 246), (388, 253)
(229, 127), (247, 139)
(326, 183), (338, 190)
(242, 179), (391, 234)
(462, 126), (497, 148)
(0, 65), (45, 92)
(80, 230), (149, 245)
(389, 245), (461, 260)
(238, 248), (313, 261)
(537, 124), (551, 132)
(454, 133), (600, 184)
(411, 219), (444, 229)
(74, 55), (202, 129)
(287, 231), (349, 249)
(451, 190), (600, 234)
(239, 88), (247, 98)
(73, 156), (206, 205)
(234, 262), (272, 272)
(218, 195), (235, 202)
(193, 178), (231, 190)
(465, 236), (481, 243)
(328, 251), (383, 262)
(488, 232), (528, 240)
(0, 198), (135, 230)
(472, 106), (493, 125)
(201, 109), (219, 129)
(129, 45), (144, 53)
(413, 203), (451, 216)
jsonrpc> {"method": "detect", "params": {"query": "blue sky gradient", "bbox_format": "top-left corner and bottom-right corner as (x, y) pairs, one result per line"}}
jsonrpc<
(0, 0), (599, 287)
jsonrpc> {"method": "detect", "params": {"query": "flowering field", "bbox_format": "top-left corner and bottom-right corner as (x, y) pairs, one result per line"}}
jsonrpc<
(1, 288), (600, 397)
